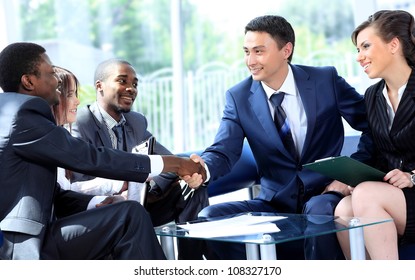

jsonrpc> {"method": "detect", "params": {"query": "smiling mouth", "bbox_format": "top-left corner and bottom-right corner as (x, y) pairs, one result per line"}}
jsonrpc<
(250, 67), (263, 74)
(120, 96), (134, 103)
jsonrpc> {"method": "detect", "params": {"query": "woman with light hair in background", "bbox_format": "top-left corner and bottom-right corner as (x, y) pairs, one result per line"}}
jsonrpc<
(53, 66), (126, 196)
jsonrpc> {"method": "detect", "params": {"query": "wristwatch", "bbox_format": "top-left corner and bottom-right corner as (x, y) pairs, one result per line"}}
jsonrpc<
(411, 172), (415, 186)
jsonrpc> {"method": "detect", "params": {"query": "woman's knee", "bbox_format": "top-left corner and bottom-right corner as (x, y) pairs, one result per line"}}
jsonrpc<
(352, 182), (378, 202)
(334, 196), (353, 216)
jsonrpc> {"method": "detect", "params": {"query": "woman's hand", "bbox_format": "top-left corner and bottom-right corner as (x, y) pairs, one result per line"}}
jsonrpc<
(384, 169), (413, 189)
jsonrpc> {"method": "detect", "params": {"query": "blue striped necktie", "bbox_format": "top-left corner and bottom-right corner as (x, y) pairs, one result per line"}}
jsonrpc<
(270, 92), (298, 160)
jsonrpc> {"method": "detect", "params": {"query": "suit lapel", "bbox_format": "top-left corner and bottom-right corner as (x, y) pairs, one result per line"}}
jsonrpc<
(123, 118), (136, 153)
(89, 103), (114, 148)
(249, 80), (289, 156)
(249, 66), (317, 160)
(391, 69), (415, 135)
(370, 81), (391, 140)
(291, 65), (316, 159)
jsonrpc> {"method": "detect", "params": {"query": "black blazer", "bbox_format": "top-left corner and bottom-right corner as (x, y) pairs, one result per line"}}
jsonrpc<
(364, 69), (415, 172)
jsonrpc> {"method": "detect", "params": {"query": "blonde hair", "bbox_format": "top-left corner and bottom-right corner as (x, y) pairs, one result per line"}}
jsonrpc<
(52, 66), (80, 126)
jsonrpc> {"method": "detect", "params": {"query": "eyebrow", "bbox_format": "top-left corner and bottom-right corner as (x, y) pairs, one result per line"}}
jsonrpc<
(116, 74), (138, 81)
(357, 40), (368, 48)
(243, 45), (266, 50)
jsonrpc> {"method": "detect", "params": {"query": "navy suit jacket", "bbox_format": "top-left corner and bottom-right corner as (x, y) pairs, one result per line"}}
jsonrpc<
(0, 93), (151, 258)
(202, 64), (371, 212)
(71, 102), (178, 193)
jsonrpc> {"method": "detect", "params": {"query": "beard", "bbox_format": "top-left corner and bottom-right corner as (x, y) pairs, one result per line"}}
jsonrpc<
(117, 106), (131, 113)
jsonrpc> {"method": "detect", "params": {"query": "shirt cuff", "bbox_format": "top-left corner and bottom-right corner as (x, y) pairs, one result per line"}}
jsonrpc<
(148, 155), (163, 178)
(204, 162), (211, 183)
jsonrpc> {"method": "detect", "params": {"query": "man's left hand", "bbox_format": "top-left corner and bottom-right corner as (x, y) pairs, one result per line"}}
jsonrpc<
(323, 180), (351, 196)
(95, 195), (126, 207)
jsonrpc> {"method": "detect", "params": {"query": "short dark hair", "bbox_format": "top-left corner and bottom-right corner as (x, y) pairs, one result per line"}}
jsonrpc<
(245, 15), (295, 62)
(94, 58), (134, 84)
(0, 42), (46, 92)
(351, 10), (415, 67)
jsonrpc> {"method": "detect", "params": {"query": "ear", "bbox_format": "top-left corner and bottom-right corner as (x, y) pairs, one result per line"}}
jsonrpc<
(390, 37), (400, 54)
(95, 80), (104, 95)
(283, 42), (293, 60)
(21, 74), (35, 91)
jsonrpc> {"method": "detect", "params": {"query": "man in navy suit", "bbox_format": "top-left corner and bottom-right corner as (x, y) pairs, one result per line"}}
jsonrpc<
(186, 15), (372, 259)
(0, 42), (205, 259)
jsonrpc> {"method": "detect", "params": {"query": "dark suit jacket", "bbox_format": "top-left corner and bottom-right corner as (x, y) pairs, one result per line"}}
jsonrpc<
(364, 69), (415, 172)
(202, 64), (371, 212)
(0, 93), (151, 259)
(71, 102), (177, 193)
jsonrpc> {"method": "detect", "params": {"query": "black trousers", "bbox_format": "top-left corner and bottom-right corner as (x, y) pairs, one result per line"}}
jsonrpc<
(1, 201), (166, 260)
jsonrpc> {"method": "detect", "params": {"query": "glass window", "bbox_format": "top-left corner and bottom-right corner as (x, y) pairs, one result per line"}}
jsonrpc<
(1, 0), (412, 151)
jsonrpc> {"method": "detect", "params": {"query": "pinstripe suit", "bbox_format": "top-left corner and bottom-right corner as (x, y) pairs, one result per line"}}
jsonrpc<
(364, 70), (415, 173)
(362, 69), (415, 244)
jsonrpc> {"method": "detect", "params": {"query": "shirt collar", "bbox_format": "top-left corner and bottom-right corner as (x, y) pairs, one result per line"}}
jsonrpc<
(97, 102), (126, 129)
(261, 64), (297, 99)
(382, 82), (407, 102)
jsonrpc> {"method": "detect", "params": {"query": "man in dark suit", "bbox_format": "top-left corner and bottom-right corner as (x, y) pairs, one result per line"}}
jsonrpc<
(71, 58), (209, 228)
(186, 15), (372, 259)
(0, 42), (205, 260)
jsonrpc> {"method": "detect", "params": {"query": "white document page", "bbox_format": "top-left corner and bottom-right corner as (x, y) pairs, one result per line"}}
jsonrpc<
(177, 214), (287, 238)
(128, 139), (153, 204)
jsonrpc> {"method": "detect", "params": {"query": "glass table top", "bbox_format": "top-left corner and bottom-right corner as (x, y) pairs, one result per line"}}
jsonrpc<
(154, 212), (392, 245)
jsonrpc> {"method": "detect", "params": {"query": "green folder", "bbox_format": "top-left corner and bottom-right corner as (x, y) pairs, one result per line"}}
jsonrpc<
(303, 156), (386, 187)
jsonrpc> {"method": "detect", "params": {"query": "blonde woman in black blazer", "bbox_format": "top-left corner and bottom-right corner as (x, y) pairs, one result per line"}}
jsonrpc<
(335, 10), (415, 260)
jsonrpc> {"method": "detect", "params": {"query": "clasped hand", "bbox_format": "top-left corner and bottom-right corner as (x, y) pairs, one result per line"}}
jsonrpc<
(181, 154), (206, 189)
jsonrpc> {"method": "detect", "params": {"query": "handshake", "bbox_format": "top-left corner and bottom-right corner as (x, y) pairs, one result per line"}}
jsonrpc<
(161, 154), (206, 188)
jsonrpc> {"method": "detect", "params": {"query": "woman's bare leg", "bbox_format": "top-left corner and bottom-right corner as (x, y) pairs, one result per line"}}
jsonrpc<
(352, 182), (406, 260)
(335, 196), (353, 259)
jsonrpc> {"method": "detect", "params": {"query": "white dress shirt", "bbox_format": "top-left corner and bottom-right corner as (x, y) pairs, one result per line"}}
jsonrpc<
(382, 83), (406, 131)
(203, 65), (307, 183)
(261, 65), (307, 156)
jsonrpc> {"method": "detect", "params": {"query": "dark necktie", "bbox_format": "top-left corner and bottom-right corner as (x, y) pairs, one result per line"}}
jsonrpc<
(270, 92), (298, 160)
(112, 124), (125, 151)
